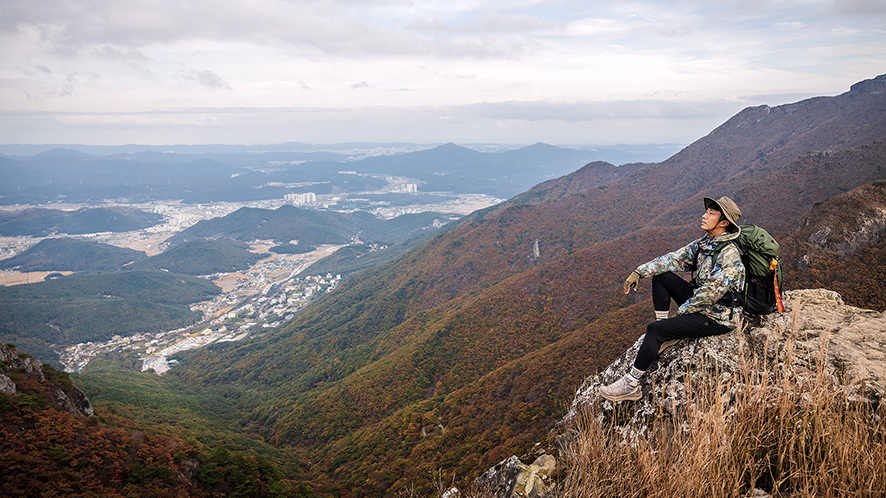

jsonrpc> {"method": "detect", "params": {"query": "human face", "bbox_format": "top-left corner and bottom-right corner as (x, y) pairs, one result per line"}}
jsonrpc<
(701, 208), (728, 235)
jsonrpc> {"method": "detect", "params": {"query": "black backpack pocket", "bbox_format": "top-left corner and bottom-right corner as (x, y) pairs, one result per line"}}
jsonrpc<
(744, 274), (776, 315)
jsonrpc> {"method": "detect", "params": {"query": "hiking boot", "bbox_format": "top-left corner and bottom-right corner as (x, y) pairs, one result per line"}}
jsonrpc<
(658, 339), (680, 354)
(599, 376), (641, 402)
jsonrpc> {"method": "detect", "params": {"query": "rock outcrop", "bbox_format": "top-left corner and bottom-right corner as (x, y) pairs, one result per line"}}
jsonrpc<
(566, 289), (885, 425)
(0, 341), (45, 384)
(475, 454), (556, 498)
(479, 289), (885, 497)
(0, 342), (94, 417)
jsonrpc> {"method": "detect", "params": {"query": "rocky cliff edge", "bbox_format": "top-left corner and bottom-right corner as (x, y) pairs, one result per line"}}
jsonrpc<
(0, 342), (94, 417)
(478, 289), (886, 497)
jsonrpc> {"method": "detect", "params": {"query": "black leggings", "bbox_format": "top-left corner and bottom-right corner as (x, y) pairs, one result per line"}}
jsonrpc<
(634, 272), (732, 371)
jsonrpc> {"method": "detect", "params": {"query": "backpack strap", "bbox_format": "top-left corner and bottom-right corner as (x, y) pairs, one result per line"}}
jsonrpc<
(691, 240), (731, 285)
(771, 257), (786, 313)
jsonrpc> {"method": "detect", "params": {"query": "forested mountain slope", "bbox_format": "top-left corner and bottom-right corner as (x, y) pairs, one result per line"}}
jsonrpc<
(0, 271), (220, 365)
(105, 74), (886, 495)
(779, 180), (886, 310)
(0, 343), (295, 497)
(167, 204), (380, 245)
(0, 237), (147, 272)
(129, 238), (262, 275)
(0, 207), (163, 236)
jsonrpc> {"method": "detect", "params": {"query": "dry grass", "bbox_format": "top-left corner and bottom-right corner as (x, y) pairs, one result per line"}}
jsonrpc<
(557, 350), (886, 497)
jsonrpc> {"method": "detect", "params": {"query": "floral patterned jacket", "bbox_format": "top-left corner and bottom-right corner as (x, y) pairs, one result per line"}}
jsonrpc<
(634, 229), (746, 329)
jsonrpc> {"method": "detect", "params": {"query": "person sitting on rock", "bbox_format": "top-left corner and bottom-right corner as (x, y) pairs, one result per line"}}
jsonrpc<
(600, 196), (746, 402)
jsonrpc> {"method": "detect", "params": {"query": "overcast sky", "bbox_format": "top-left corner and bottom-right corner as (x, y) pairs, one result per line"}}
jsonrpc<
(2, 0), (884, 147)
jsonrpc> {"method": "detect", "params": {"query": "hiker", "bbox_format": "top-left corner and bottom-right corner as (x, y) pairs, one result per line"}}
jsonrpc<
(600, 196), (746, 402)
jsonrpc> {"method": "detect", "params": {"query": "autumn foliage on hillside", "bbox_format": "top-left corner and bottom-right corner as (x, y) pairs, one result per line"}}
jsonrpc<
(1, 344), (292, 498)
(1, 347), (203, 497)
(169, 223), (698, 494)
(779, 180), (886, 312)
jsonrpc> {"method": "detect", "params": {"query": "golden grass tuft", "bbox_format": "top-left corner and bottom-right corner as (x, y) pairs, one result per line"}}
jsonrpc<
(557, 350), (886, 497)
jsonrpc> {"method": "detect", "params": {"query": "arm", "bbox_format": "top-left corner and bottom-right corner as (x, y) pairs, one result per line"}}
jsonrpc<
(634, 238), (701, 279)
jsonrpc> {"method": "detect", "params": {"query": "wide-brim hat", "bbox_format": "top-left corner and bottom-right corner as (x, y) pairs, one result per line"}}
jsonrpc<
(704, 196), (741, 230)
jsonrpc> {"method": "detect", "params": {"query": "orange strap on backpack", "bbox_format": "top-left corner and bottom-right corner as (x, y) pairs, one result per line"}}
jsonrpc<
(771, 258), (785, 312)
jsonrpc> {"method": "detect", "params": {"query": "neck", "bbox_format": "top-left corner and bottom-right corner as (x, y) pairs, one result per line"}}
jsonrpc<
(706, 227), (727, 238)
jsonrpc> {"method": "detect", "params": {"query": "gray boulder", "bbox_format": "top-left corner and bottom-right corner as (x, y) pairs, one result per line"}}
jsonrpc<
(475, 454), (557, 498)
(564, 288), (885, 428)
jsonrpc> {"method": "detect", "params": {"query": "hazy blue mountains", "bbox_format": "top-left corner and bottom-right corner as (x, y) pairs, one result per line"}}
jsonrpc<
(0, 142), (664, 205)
(0, 207), (163, 236)
(167, 205), (380, 246)
(128, 238), (263, 275)
(345, 142), (601, 197)
(0, 238), (147, 272)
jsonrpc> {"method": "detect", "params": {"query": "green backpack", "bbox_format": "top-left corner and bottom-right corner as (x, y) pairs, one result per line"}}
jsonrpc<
(699, 224), (785, 316)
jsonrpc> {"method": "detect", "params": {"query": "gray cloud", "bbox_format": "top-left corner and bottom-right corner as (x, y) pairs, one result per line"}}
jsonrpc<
(94, 46), (149, 61)
(407, 11), (547, 34)
(1, 0), (883, 146)
(458, 98), (745, 123)
(189, 70), (232, 90)
(17, 65), (54, 77)
(3, 0), (884, 62)
(1, 0), (538, 59)
(57, 74), (77, 97)
(834, 0), (886, 15)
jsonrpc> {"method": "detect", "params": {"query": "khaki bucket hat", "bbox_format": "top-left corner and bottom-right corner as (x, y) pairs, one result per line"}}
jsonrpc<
(704, 196), (741, 230)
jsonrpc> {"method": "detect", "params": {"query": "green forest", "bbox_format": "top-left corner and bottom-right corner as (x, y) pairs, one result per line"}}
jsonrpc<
(1, 344), (304, 497)
(0, 237), (148, 272)
(167, 205), (380, 245)
(130, 238), (263, 275)
(0, 206), (163, 236)
(0, 270), (220, 365)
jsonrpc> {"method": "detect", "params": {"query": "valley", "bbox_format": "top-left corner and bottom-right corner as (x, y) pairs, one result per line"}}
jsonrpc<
(56, 244), (344, 375)
(0, 173), (503, 374)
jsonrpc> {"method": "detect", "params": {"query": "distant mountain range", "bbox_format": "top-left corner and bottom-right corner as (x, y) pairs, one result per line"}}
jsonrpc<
(0, 141), (683, 163)
(128, 238), (263, 275)
(0, 142), (679, 204)
(0, 207), (163, 237)
(157, 74), (886, 495)
(0, 238), (147, 272)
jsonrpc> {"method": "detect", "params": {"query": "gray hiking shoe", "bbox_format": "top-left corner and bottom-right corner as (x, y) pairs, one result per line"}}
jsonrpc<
(658, 339), (680, 354)
(599, 376), (642, 402)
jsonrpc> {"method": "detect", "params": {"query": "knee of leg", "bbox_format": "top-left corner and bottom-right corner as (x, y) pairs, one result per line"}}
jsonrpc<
(646, 320), (666, 338)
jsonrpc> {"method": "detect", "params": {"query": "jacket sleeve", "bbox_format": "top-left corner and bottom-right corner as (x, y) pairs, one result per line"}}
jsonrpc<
(677, 243), (744, 315)
(634, 238), (700, 278)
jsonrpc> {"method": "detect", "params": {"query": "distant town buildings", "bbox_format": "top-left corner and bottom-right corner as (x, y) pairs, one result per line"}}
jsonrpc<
(285, 192), (317, 205)
(394, 184), (418, 193)
(56, 268), (344, 375)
